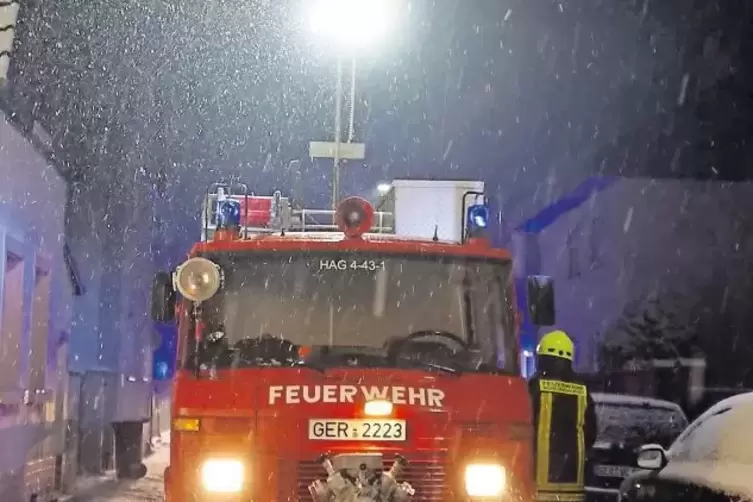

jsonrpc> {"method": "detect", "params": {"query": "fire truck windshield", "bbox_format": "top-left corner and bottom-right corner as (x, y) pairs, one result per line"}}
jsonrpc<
(181, 251), (516, 375)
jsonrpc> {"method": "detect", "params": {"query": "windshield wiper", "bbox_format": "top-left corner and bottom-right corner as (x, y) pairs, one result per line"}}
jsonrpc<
(406, 360), (462, 377)
(231, 355), (328, 374)
(290, 359), (327, 374)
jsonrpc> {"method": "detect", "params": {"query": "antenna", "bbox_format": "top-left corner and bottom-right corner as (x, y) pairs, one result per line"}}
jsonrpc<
(432, 224), (439, 242)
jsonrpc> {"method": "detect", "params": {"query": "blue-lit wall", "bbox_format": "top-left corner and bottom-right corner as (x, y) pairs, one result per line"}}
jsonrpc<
(514, 176), (753, 372)
(512, 176), (619, 369)
(0, 113), (72, 489)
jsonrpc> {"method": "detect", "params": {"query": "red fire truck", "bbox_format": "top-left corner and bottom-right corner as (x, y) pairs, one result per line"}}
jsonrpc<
(151, 180), (556, 501)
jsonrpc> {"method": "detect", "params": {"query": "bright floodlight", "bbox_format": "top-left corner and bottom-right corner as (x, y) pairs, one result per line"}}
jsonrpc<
(309, 0), (396, 50)
(377, 183), (392, 195)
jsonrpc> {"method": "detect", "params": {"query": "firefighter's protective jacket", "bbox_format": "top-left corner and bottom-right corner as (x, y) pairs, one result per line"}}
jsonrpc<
(529, 357), (597, 502)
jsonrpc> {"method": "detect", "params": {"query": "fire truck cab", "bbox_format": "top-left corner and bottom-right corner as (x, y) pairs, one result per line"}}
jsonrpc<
(151, 180), (556, 501)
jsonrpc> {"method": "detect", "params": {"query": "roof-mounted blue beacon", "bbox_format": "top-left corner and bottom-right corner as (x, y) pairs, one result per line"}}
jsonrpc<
(218, 199), (242, 230)
(466, 198), (490, 239)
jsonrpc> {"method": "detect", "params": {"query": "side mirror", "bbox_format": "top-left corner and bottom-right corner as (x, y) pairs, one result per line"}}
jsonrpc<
(527, 275), (555, 326)
(151, 271), (176, 322)
(636, 444), (668, 470)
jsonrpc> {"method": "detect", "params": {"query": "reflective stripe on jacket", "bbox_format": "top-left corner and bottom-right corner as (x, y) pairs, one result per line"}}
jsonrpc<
(529, 374), (597, 502)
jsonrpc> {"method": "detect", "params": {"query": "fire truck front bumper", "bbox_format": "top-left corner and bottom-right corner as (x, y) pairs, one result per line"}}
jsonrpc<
(165, 452), (520, 502)
(165, 450), (519, 501)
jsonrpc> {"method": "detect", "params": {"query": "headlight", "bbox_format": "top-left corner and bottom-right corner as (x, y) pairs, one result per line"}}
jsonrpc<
(464, 463), (506, 497)
(364, 399), (393, 416)
(173, 257), (221, 302)
(200, 458), (244, 493)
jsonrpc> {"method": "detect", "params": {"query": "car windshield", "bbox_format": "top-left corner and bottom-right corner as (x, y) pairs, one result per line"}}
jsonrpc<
(180, 251), (516, 374)
(596, 403), (688, 448)
(667, 407), (732, 459)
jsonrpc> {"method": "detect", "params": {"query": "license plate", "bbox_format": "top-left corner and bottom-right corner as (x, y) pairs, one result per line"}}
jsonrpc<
(593, 464), (636, 479)
(308, 419), (406, 441)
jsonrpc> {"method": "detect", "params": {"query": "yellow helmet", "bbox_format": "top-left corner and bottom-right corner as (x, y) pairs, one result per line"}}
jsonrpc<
(536, 330), (574, 361)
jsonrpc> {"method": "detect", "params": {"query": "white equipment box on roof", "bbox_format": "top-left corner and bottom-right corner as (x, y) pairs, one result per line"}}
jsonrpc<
(391, 179), (485, 243)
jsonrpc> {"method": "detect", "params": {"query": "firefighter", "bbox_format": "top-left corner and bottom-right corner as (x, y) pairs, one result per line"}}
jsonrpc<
(529, 330), (597, 502)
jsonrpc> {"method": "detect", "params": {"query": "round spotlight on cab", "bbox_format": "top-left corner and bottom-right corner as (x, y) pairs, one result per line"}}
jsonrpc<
(173, 257), (222, 302)
(335, 196), (375, 238)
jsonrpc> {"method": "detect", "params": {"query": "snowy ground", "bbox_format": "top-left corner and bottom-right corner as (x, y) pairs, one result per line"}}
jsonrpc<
(63, 436), (169, 502)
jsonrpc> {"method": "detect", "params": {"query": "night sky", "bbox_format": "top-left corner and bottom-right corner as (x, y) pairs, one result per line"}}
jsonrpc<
(5, 0), (753, 199)
(4, 0), (753, 395)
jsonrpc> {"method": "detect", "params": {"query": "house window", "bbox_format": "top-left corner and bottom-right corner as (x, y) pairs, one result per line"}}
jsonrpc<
(0, 250), (24, 391)
(29, 260), (51, 393)
(589, 217), (604, 269)
(567, 232), (581, 279)
(63, 241), (85, 296)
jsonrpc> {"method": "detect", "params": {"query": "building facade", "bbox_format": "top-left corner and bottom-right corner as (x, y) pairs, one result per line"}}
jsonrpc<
(514, 176), (753, 374)
(0, 113), (73, 501)
(1, 0), (164, 487)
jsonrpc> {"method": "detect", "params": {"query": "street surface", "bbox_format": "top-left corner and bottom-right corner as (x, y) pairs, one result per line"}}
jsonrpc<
(65, 437), (168, 502)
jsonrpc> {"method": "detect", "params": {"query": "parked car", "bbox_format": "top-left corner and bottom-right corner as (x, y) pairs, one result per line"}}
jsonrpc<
(586, 393), (688, 502)
(618, 392), (753, 502)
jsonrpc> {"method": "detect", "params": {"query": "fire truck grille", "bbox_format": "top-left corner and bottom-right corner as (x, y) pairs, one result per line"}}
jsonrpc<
(278, 453), (449, 501)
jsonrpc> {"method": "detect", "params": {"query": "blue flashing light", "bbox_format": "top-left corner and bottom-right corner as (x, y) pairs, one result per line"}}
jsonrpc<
(218, 199), (241, 229)
(152, 323), (177, 381)
(155, 361), (169, 380)
(466, 203), (490, 232)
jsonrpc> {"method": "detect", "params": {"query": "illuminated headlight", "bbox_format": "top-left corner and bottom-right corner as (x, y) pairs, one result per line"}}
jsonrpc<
(464, 463), (506, 497)
(200, 459), (244, 493)
(364, 399), (393, 416)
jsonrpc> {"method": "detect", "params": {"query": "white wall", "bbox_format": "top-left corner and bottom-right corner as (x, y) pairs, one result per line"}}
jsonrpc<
(0, 112), (71, 490)
(532, 177), (753, 372)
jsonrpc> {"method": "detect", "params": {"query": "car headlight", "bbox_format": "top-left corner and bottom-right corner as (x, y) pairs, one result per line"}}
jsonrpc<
(200, 458), (245, 493)
(465, 463), (506, 497)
